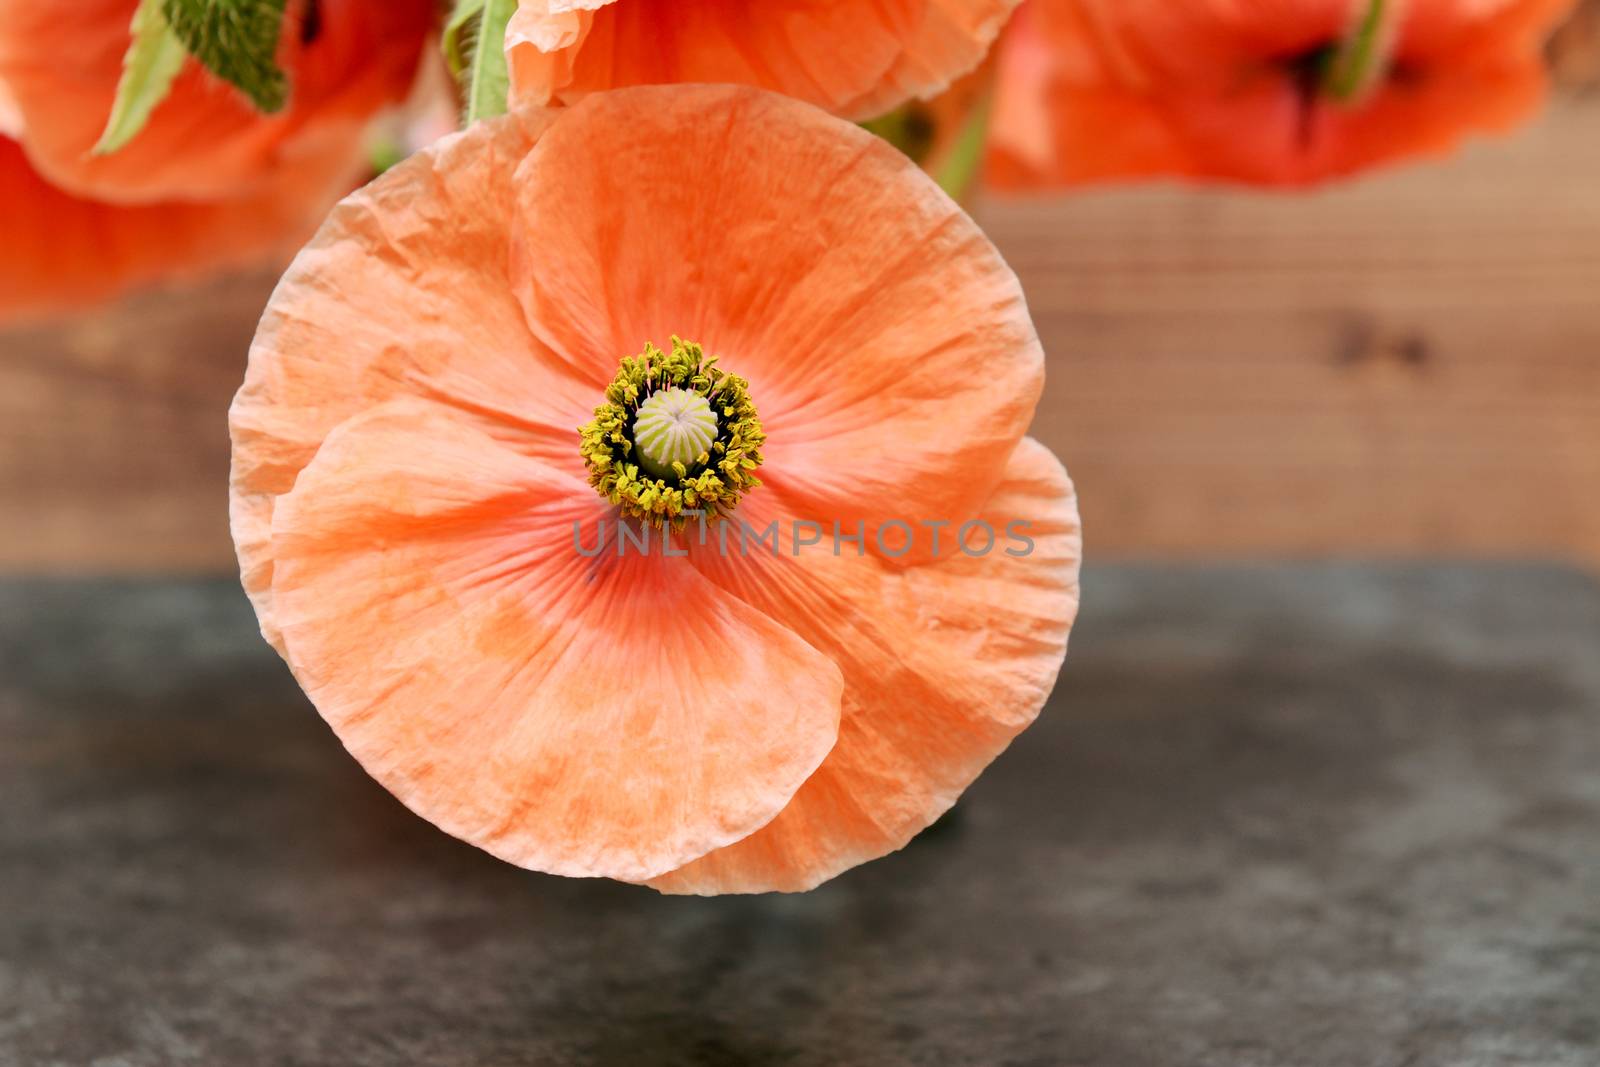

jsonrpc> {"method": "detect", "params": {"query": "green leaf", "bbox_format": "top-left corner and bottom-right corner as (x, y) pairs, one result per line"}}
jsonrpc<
(161, 0), (289, 113)
(443, 0), (516, 124)
(95, 0), (189, 154)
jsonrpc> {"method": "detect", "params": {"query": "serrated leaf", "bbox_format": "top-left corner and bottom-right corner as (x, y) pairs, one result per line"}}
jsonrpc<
(444, 0), (515, 124)
(95, 0), (188, 155)
(161, 0), (289, 113)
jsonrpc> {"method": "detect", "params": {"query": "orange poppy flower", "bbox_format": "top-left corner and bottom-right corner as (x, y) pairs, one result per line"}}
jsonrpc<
(229, 85), (1082, 893)
(0, 0), (434, 203)
(506, 0), (1024, 119)
(987, 0), (1576, 188)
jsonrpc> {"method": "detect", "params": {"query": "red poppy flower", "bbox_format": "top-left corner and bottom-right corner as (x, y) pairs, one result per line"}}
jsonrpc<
(988, 0), (1576, 187)
(0, 0), (434, 201)
(0, 128), (356, 324)
(0, 0), (433, 320)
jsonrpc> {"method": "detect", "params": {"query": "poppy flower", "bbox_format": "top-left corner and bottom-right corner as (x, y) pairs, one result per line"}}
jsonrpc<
(0, 0), (434, 204)
(505, 0), (1024, 119)
(987, 0), (1576, 188)
(229, 85), (1081, 894)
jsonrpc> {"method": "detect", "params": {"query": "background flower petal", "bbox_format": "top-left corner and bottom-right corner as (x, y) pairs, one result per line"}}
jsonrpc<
(840, 0), (1022, 118)
(507, 0), (1019, 119)
(988, 0), (1571, 188)
(0, 133), (348, 324)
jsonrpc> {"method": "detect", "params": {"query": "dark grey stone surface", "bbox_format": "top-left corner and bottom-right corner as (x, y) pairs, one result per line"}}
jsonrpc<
(2, 564), (1598, 1067)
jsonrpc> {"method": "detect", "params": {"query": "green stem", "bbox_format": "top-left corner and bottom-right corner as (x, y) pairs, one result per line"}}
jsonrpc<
(1323, 0), (1388, 102)
(933, 89), (992, 204)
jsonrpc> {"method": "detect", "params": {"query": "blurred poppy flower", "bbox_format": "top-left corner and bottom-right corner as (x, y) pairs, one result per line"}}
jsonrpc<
(0, 0), (434, 201)
(0, 0), (433, 321)
(987, 0), (1577, 188)
(229, 85), (1081, 894)
(505, 0), (1023, 118)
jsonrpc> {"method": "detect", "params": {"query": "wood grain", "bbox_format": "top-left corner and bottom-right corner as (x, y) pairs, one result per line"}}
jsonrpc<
(982, 95), (1600, 567)
(0, 272), (273, 571)
(2, 95), (1598, 573)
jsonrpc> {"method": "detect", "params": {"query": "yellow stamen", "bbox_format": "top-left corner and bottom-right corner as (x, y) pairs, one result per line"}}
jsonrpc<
(577, 337), (764, 528)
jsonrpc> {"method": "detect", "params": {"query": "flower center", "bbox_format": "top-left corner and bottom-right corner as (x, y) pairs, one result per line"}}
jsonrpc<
(578, 337), (764, 527)
(634, 388), (718, 480)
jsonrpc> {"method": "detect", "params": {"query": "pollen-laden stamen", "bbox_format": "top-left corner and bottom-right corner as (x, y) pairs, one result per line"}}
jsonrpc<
(578, 337), (764, 528)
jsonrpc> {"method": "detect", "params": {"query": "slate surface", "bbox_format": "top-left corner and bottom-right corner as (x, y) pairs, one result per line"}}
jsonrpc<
(1, 565), (1597, 1067)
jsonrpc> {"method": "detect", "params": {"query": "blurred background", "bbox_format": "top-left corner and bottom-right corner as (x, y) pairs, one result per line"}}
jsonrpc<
(3, 7), (1597, 576)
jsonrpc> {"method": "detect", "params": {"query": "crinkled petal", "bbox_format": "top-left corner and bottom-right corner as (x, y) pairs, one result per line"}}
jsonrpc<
(230, 110), (596, 655)
(649, 437), (1081, 894)
(269, 398), (844, 882)
(505, 0), (609, 104)
(510, 84), (1042, 561)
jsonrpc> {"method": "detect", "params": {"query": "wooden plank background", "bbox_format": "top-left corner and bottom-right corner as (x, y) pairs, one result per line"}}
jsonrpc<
(3, 20), (1598, 574)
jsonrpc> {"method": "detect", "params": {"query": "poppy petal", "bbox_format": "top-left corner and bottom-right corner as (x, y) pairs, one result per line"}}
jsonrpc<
(649, 436), (1081, 893)
(509, 84), (1043, 562)
(1402, 0), (1576, 63)
(230, 110), (597, 655)
(269, 398), (845, 882)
